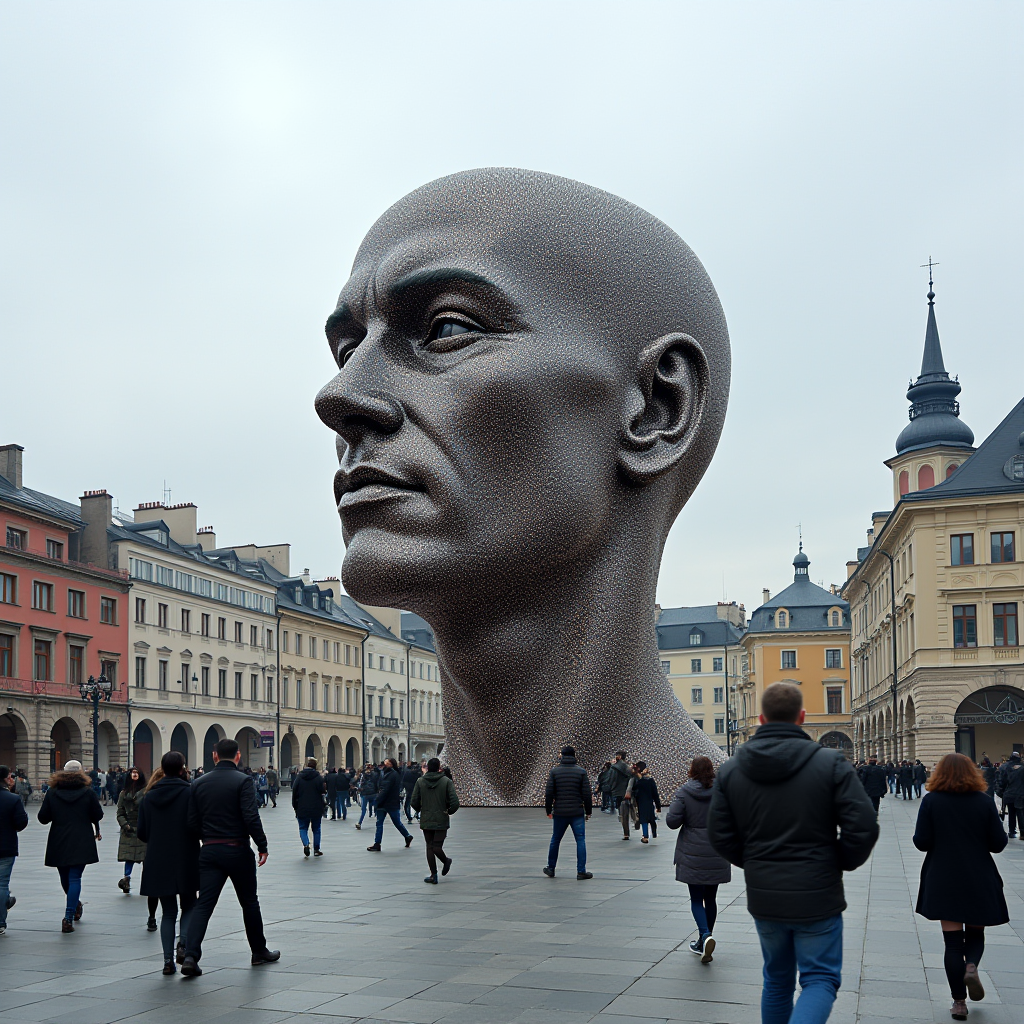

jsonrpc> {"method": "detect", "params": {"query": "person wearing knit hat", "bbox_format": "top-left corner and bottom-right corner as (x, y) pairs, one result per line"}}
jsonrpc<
(37, 760), (103, 932)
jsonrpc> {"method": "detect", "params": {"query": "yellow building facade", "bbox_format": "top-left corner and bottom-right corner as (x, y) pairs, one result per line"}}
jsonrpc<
(735, 548), (853, 752)
(844, 286), (1024, 765)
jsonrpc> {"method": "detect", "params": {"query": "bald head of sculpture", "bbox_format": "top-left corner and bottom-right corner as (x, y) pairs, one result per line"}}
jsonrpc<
(315, 167), (730, 617)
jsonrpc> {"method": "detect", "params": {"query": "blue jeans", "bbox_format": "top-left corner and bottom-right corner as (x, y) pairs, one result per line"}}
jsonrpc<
(755, 915), (843, 1024)
(547, 815), (587, 873)
(374, 806), (411, 845)
(333, 794), (345, 818)
(358, 795), (375, 824)
(688, 883), (719, 937)
(0, 856), (14, 928)
(57, 864), (86, 920)
(297, 816), (322, 850)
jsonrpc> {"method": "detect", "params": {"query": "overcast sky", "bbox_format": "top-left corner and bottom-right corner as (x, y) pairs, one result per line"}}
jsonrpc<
(2, 2), (1021, 615)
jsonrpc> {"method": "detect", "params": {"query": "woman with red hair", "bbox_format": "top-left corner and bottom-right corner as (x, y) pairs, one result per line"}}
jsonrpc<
(913, 752), (1009, 1021)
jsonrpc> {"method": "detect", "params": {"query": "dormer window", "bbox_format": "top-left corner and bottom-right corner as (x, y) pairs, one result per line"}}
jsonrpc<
(777, 611), (788, 628)
(295, 587), (302, 604)
(689, 631), (702, 646)
(325, 596), (332, 613)
(831, 610), (840, 627)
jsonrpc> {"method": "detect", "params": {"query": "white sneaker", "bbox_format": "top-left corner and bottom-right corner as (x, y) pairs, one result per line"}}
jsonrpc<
(701, 936), (716, 964)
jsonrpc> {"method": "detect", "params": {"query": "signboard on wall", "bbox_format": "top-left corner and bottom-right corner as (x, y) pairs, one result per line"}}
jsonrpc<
(259, 731), (275, 748)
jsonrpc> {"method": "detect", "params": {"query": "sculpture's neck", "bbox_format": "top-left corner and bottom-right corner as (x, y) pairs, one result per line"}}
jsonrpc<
(427, 550), (705, 804)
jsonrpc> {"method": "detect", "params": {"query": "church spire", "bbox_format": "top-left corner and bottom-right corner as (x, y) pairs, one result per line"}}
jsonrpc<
(894, 268), (975, 455)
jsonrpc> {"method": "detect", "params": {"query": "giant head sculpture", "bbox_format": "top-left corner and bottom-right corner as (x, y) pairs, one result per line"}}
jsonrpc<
(316, 168), (730, 805)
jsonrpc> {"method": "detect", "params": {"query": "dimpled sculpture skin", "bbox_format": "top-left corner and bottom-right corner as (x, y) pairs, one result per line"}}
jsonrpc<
(315, 168), (729, 806)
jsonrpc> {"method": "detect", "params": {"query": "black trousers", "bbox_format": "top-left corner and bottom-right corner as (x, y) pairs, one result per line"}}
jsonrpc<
(404, 789), (414, 820)
(870, 795), (880, 816)
(1006, 803), (1021, 836)
(422, 828), (448, 874)
(186, 844), (266, 962)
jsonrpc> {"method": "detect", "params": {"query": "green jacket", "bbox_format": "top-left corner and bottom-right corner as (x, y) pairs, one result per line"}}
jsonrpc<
(411, 772), (459, 830)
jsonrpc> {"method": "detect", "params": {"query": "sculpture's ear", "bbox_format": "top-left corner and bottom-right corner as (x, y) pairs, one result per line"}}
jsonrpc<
(618, 332), (709, 484)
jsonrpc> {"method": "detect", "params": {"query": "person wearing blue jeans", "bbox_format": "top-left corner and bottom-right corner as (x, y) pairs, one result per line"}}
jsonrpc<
(708, 683), (877, 1024)
(756, 915), (843, 1024)
(543, 746), (593, 880)
(1, 763), (30, 934)
(367, 759), (413, 851)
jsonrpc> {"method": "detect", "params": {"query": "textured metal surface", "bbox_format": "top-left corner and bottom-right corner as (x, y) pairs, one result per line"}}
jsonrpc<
(315, 168), (730, 805)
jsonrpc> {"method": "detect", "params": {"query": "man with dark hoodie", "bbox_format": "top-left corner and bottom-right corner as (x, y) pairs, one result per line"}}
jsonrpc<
(543, 746), (593, 880)
(402, 761), (421, 823)
(367, 758), (414, 852)
(708, 682), (877, 1024)
(292, 758), (326, 857)
(411, 758), (459, 883)
(0, 764), (29, 935)
(857, 756), (888, 817)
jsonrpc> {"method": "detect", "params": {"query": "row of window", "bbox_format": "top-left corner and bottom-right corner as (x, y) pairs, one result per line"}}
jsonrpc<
(281, 631), (358, 665)
(135, 659), (273, 702)
(128, 557), (274, 613)
(776, 610), (842, 629)
(5, 526), (65, 561)
(692, 718), (727, 735)
(952, 603), (1018, 648)
(689, 686), (726, 705)
(950, 531), (1015, 567)
(135, 597), (274, 648)
(0, 572), (119, 623)
(0, 632), (117, 684)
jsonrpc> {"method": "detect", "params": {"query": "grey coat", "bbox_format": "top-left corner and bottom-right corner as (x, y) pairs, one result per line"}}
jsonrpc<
(666, 779), (731, 885)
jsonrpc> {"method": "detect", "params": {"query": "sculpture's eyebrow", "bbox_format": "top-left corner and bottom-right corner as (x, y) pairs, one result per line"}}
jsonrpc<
(386, 266), (509, 306)
(325, 302), (363, 345)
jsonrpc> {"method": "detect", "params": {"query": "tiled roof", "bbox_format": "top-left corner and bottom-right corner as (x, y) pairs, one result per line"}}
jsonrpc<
(0, 474), (83, 526)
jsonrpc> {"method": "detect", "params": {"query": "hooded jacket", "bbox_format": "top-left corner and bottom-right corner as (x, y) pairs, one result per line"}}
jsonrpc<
(37, 771), (103, 867)
(376, 766), (402, 811)
(0, 785), (29, 857)
(291, 767), (326, 820)
(608, 759), (632, 799)
(411, 772), (459, 830)
(116, 785), (148, 863)
(997, 755), (1024, 805)
(857, 762), (888, 798)
(137, 776), (199, 897)
(544, 755), (592, 818)
(666, 778), (731, 885)
(707, 722), (878, 922)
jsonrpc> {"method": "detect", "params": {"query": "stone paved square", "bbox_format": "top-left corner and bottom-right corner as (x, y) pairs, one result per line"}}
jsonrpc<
(1, 797), (1020, 1023)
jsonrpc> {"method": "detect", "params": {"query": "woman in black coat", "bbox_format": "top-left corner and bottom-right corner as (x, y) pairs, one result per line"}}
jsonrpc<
(137, 751), (200, 975)
(666, 756), (731, 964)
(631, 761), (662, 843)
(37, 759), (103, 933)
(913, 752), (1008, 1022)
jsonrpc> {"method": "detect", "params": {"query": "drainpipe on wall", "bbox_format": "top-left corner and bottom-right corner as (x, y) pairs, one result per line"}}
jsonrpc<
(360, 636), (366, 765)
(274, 612), (281, 769)
(405, 644), (412, 762)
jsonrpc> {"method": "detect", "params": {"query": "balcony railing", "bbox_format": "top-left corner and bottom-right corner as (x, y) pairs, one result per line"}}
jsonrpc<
(0, 676), (128, 701)
(2, 541), (129, 582)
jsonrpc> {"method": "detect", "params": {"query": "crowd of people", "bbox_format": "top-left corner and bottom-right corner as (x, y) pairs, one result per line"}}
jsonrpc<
(1, 693), (1020, 1023)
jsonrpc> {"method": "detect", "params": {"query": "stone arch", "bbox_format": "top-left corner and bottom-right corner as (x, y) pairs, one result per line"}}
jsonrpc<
(327, 735), (342, 769)
(234, 726), (261, 769)
(132, 718), (161, 775)
(918, 464), (935, 490)
(398, 742), (407, 762)
(202, 724), (225, 773)
(371, 737), (381, 763)
(170, 721), (197, 769)
(50, 716), (83, 772)
(345, 737), (359, 768)
(953, 685), (1024, 763)
(97, 720), (121, 770)
(0, 710), (29, 768)
(280, 733), (296, 774)
(304, 733), (323, 763)
(819, 731), (853, 757)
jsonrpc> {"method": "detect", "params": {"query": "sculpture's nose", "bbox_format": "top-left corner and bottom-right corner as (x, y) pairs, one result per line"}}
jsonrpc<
(315, 347), (404, 454)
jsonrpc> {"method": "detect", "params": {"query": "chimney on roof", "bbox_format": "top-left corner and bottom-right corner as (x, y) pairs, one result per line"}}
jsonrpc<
(0, 444), (24, 489)
(763, 588), (771, 605)
(197, 527), (217, 552)
(654, 603), (662, 623)
(79, 489), (114, 569)
(158, 502), (198, 546)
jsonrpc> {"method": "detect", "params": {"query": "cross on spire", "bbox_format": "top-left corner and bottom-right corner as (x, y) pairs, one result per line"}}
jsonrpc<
(920, 257), (939, 302)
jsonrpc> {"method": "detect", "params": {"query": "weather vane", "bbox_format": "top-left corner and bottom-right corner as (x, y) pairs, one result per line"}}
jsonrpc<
(920, 256), (939, 294)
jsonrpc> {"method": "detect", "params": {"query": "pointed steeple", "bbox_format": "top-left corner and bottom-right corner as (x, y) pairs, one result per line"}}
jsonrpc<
(895, 274), (974, 455)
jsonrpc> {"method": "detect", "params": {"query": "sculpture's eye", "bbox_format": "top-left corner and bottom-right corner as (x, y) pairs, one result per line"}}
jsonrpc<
(338, 343), (359, 366)
(427, 318), (475, 342)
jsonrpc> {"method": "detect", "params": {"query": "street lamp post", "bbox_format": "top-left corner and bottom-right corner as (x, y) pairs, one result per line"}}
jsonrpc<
(79, 674), (114, 772)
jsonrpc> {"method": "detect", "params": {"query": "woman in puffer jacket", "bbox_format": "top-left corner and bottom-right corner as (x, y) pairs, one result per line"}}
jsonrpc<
(666, 756), (731, 964)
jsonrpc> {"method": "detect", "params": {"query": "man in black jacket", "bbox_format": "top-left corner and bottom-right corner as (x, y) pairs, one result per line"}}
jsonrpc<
(181, 738), (278, 977)
(543, 746), (593, 880)
(292, 758), (326, 856)
(898, 760), (915, 800)
(367, 758), (414, 852)
(402, 762), (421, 822)
(857, 756), (888, 816)
(996, 750), (1023, 837)
(708, 683), (877, 1023)
(0, 765), (29, 934)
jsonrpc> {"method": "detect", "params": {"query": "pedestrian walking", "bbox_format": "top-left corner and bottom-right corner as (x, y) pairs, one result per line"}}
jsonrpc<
(619, 763), (641, 840)
(995, 751), (1022, 837)
(708, 682), (878, 1024)
(181, 737), (277, 977)
(402, 761), (421, 822)
(37, 760), (104, 933)
(913, 759), (927, 798)
(256, 769), (269, 808)
(899, 760), (915, 799)
(292, 757), (326, 857)
(96, 770), (108, 805)
(137, 751), (200, 975)
(608, 751), (631, 812)
(596, 761), (613, 812)
(14, 771), (31, 806)
(366, 758), (413, 852)
(857, 756), (888, 816)
(913, 752), (1009, 1021)
(0, 764), (29, 935)
(979, 757), (996, 798)
(631, 761), (662, 843)
(666, 755), (731, 964)
(542, 745), (593, 879)
(411, 757), (458, 883)
(265, 766), (279, 808)
(356, 763), (379, 831)
(325, 767), (339, 820)
(117, 766), (160, 930)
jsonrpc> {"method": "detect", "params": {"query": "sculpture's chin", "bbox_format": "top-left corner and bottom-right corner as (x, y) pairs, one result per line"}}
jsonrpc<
(340, 530), (438, 613)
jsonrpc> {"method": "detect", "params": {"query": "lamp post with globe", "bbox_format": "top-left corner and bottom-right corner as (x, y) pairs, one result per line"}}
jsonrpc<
(79, 674), (114, 772)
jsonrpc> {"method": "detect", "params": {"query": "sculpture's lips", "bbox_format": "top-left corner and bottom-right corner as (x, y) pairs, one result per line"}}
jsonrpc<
(335, 465), (423, 511)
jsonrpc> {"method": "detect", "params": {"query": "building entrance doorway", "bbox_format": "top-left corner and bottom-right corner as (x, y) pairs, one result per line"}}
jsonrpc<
(953, 686), (1024, 763)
